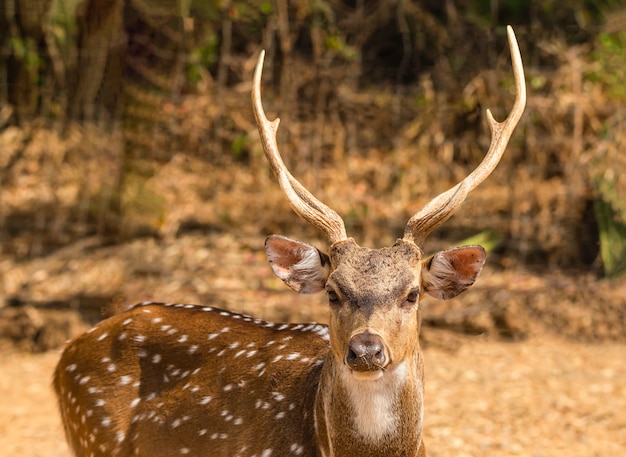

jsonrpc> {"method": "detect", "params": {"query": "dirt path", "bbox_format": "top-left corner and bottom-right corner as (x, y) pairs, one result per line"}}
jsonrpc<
(0, 347), (67, 457)
(1, 337), (624, 457)
(424, 338), (626, 457)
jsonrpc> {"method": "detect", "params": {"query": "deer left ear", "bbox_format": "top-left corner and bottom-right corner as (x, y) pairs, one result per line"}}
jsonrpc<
(265, 235), (331, 294)
(421, 246), (486, 300)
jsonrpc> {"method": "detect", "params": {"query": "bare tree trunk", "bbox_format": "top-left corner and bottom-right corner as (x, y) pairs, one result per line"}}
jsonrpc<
(116, 1), (185, 235)
(0, 0), (53, 122)
(69, 0), (125, 123)
(67, 0), (186, 235)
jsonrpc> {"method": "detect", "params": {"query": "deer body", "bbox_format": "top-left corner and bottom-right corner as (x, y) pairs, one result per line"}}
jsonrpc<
(56, 240), (446, 457)
(55, 304), (328, 457)
(54, 26), (525, 457)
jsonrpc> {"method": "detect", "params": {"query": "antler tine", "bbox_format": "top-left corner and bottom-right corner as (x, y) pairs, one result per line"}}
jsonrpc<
(403, 25), (527, 246)
(252, 50), (348, 244)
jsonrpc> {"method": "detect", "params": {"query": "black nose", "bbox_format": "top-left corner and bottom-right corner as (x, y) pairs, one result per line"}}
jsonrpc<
(346, 332), (387, 372)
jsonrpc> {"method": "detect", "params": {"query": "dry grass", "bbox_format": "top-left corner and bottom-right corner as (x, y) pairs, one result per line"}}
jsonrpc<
(2, 32), (625, 267)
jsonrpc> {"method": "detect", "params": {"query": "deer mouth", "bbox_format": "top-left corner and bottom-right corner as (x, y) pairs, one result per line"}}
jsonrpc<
(350, 369), (385, 381)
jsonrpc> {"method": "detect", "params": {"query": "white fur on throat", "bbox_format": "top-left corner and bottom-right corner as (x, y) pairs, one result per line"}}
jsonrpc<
(339, 361), (417, 442)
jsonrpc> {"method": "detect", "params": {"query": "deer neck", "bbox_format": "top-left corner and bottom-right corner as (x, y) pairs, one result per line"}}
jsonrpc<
(314, 349), (424, 457)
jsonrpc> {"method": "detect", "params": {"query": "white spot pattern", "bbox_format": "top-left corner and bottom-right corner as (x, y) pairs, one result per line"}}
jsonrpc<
(54, 301), (337, 457)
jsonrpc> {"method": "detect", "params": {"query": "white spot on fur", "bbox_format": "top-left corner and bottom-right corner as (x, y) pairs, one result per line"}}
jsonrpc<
(271, 392), (285, 401)
(290, 443), (304, 455)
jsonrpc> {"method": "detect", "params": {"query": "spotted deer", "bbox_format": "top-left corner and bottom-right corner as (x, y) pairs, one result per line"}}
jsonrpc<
(54, 26), (526, 457)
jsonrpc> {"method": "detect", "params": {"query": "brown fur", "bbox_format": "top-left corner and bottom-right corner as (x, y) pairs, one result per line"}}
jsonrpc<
(54, 237), (484, 457)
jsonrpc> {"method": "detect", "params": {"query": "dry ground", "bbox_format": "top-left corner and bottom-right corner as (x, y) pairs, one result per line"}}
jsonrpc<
(1, 336), (624, 457)
(1, 233), (625, 456)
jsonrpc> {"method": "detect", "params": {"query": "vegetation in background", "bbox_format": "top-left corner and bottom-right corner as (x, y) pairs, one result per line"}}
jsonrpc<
(587, 26), (626, 276)
(0, 0), (625, 277)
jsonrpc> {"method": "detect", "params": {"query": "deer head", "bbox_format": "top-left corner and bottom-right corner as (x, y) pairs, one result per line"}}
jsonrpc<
(254, 26), (525, 453)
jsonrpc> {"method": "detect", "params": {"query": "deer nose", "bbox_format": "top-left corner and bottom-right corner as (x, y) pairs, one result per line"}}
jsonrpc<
(346, 332), (387, 372)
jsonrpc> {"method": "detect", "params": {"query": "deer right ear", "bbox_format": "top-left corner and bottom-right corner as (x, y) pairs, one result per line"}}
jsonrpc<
(265, 235), (331, 294)
(421, 246), (486, 300)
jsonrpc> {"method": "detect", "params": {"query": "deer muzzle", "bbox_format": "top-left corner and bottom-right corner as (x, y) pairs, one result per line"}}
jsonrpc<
(345, 332), (388, 375)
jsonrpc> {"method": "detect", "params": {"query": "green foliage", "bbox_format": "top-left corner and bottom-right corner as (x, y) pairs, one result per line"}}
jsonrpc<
(324, 35), (358, 61)
(50, 0), (79, 47)
(8, 37), (42, 83)
(259, 1), (273, 15)
(594, 196), (626, 278)
(187, 31), (220, 86)
(591, 164), (626, 278)
(230, 132), (249, 157)
(590, 136), (626, 278)
(459, 229), (502, 254)
(588, 31), (626, 101)
(595, 170), (626, 222)
(586, 26), (626, 277)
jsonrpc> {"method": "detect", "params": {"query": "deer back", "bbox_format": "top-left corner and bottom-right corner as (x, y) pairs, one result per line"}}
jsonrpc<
(54, 303), (330, 457)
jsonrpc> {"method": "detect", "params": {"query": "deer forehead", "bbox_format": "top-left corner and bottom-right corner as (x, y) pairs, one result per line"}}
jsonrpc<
(327, 240), (423, 300)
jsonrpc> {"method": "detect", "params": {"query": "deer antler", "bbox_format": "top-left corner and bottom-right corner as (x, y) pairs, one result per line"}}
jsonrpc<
(403, 25), (527, 245)
(252, 50), (348, 244)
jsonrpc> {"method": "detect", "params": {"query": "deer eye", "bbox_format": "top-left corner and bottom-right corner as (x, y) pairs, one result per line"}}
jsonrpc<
(327, 289), (339, 304)
(405, 290), (420, 305)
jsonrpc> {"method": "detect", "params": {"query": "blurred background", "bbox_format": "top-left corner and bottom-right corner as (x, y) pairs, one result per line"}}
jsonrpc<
(2, 3), (626, 456)
(0, 0), (626, 349)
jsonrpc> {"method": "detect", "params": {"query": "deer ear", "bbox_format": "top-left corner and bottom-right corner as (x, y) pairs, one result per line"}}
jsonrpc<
(421, 246), (486, 300)
(265, 235), (330, 294)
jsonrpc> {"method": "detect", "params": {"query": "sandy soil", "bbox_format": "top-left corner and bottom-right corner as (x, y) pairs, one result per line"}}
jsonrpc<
(1, 336), (624, 457)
